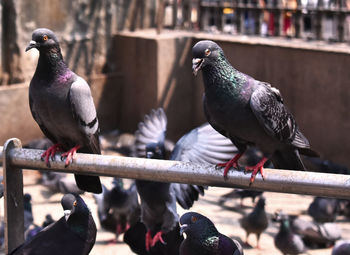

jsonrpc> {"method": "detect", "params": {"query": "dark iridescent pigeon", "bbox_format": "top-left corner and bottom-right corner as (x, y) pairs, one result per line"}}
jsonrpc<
(179, 212), (243, 255)
(239, 196), (268, 248)
(93, 179), (140, 241)
(25, 28), (101, 193)
(274, 217), (306, 255)
(134, 108), (236, 251)
(192, 40), (318, 184)
(10, 194), (96, 255)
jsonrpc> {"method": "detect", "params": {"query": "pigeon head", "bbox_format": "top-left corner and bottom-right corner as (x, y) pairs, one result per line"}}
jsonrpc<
(179, 212), (218, 238)
(146, 142), (165, 159)
(192, 40), (224, 75)
(256, 196), (266, 208)
(61, 193), (88, 221)
(26, 28), (60, 52)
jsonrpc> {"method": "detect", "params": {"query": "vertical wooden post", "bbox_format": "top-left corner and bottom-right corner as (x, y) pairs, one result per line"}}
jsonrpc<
(3, 138), (24, 254)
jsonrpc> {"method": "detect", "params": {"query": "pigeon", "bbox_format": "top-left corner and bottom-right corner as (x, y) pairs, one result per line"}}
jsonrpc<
(308, 197), (340, 223)
(25, 214), (56, 241)
(134, 108), (237, 251)
(192, 40), (318, 184)
(219, 188), (263, 207)
(179, 212), (243, 255)
(239, 196), (268, 248)
(291, 216), (341, 248)
(274, 217), (306, 255)
(41, 171), (84, 195)
(24, 193), (34, 232)
(25, 28), (102, 193)
(10, 193), (96, 255)
(93, 179), (140, 241)
(332, 240), (350, 255)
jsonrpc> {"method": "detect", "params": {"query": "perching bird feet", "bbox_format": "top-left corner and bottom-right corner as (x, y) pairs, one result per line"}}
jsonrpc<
(61, 145), (81, 167)
(217, 153), (243, 178)
(41, 144), (63, 166)
(145, 230), (167, 251)
(245, 157), (268, 185)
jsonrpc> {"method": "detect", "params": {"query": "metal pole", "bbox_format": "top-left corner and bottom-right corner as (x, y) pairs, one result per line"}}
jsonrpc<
(3, 138), (24, 254)
(4, 139), (350, 199)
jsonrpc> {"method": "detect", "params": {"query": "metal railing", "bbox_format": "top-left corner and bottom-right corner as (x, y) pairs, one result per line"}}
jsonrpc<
(2, 137), (350, 253)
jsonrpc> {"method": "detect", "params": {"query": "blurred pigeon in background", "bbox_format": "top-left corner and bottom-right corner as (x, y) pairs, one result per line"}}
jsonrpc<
(25, 28), (101, 193)
(10, 193), (96, 255)
(40, 171), (84, 195)
(93, 178), (140, 242)
(240, 196), (268, 248)
(308, 197), (340, 223)
(192, 40), (318, 184)
(332, 240), (350, 255)
(179, 212), (243, 255)
(24, 193), (34, 232)
(274, 215), (306, 255)
(133, 108), (237, 252)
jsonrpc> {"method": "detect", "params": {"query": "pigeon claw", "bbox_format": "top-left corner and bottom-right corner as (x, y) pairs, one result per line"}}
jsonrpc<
(245, 157), (268, 186)
(145, 230), (153, 251)
(41, 144), (62, 167)
(217, 153), (243, 179)
(61, 145), (81, 167)
(151, 231), (166, 247)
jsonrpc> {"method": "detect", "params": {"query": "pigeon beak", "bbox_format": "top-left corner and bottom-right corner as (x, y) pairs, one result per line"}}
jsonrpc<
(25, 40), (38, 52)
(179, 224), (188, 236)
(64, 210), (71, 221)
(192, 58), (204, 76)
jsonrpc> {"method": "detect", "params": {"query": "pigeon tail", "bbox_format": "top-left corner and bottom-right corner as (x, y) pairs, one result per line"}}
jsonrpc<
(271, 149), (306, 171)
(74, 175), (102, 194)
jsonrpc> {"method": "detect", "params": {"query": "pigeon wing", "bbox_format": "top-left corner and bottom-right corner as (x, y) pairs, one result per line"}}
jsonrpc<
(250, 83), (310, 149)
(68, 76), (100, 154)
(135, 108), (167, 157)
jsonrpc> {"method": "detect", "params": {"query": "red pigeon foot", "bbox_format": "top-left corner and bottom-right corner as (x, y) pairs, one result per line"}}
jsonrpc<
(151, 231), (166, 247)
(217, 153), (243, 178)
(41, 144), (62, 166)
(61, 145), (81, 167)
(245, 157), (268, 185)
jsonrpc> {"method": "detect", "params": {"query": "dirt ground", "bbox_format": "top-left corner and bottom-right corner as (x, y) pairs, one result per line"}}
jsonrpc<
(1, 169), (349, 255)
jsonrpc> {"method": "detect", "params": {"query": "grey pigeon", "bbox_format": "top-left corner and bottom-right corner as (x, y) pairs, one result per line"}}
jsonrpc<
(308, 197), (340, 223)
(41, 171), (84, 195)
(240, 196), (268, 248)
(134, 108), (237, 251)
(25, 28), (102, 193)
(93, 179), (140, 241)
(274, 217), (306, 255)
(179, 212), (243, 255)
(291, 216), (341, 248)
(192, 40), (318, 184)
(332, 240), (350, 255)
(219, 188), (263, 207)
(10, 194), (96, 255)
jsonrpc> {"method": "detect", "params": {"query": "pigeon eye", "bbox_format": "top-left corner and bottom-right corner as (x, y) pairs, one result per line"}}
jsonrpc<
(43, 35), (48, 41)
(73, 201), (77, 207)
(191, 216), (197, 223)
(204, 49), (211, 56)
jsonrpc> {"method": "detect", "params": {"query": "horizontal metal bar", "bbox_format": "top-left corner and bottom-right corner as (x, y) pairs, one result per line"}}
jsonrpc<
(6, 146), (350, 199)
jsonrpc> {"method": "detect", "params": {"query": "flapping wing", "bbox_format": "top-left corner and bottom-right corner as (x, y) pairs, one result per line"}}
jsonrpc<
(134, 108), (167, 157)
(170, 122), (238, 164)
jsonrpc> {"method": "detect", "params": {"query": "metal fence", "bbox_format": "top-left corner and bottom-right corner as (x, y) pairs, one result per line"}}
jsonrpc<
(167, 0), (350, 43)
(2, 137), (350, 253)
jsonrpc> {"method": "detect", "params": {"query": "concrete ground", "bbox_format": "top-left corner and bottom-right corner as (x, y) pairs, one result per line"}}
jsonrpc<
(1, 169), (349, 255)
